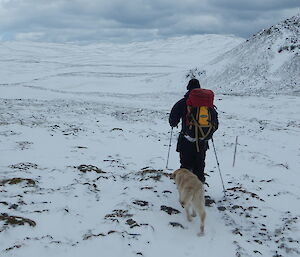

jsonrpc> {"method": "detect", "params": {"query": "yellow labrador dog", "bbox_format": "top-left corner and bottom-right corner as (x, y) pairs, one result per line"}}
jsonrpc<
(172, 168), (206, 236)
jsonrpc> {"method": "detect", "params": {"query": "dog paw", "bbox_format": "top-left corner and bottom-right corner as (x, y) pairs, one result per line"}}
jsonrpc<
(197, 231), (204, 237)
(187, 216), (193, 222)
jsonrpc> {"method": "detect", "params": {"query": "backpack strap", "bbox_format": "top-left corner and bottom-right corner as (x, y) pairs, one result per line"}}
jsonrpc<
(190, 110), (214, 152)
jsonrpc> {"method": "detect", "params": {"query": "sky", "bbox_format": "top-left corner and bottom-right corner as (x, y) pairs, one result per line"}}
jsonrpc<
(0, 0), (299, 43)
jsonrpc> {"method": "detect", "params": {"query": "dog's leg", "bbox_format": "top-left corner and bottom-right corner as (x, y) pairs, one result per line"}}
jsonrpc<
(199, 210), (206, 236)
(178, 191), (183, 207)
(185, 203), (192, 222)
(192, 197), (206, 236)
(191, 208), (197, 217)
(180, 192), (193, 222)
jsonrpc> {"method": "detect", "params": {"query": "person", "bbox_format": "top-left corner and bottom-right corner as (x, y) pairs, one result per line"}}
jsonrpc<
(168, 78), (218, 183)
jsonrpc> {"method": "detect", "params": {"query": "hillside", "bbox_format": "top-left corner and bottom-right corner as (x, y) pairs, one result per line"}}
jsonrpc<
(1, 30), (300, 257)
(203, 15), (300, 95)
(0, 34), (242, 96)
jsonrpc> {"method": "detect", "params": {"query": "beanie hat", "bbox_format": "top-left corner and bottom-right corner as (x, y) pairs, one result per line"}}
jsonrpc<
(187, 78), (201, 90)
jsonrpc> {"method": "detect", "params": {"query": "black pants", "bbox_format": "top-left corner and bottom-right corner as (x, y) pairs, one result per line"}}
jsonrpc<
(177, 134), (208, 183)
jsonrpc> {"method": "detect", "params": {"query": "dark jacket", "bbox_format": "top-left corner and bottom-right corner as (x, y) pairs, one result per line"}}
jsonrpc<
(169, 92), (189, 132)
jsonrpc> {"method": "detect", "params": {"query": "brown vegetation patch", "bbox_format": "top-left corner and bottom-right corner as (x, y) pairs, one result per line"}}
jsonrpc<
(227, 186), (265, 202)
(137, 169), (172, 181)
(0, 177), (36, 186)
(132, 200), (149, 207)
(0, 213), (36, 227)
(77, 164), (106, 174)
(160, 205), (181, 215)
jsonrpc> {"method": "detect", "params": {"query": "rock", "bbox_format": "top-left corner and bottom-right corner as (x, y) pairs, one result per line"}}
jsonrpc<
(83, 232), (106, 240)
(160, 205), (180, 215)
(133, 200), (149, 207)
(110, 128), (123, 132)
(105, 209), (133, 219)
(169, 222), (184, 229)
(218, 206), (226, 211)
(77, 164), (106, 174)
(126, 219), (139, 228)
(232, 228), (243, 236)
(5, 244), (23, 252)
(205, 196), (215, 207)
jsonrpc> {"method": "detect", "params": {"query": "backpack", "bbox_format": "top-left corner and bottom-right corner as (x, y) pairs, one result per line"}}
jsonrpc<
(185, 88), (218, 151)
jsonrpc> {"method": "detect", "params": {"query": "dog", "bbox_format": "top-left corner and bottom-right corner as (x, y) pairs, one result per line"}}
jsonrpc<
(172, 168), (206, 236)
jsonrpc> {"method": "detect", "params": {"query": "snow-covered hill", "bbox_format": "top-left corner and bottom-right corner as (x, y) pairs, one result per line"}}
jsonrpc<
(1, 27), (300, 257)
(204, 15), (300, 95)
(0, 34), (242, 96)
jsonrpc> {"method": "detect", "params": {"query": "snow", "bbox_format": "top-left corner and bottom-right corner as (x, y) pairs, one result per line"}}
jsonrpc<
(1, 32), (300, 257)
(203, 15), (300, 95)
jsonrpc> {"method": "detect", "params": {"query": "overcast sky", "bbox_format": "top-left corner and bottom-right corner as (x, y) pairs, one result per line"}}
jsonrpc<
(0, 0), (299, 43)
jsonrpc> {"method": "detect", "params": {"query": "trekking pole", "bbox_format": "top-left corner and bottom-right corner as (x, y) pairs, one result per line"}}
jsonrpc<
(211, 137), (227, 198)
(232, 136), (238, 167)
(166, 127), (173, 170)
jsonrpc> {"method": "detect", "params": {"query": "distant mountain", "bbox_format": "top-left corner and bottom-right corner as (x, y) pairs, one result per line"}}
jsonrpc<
(204, 15), (300, 95)
(0, 34), (243, 94)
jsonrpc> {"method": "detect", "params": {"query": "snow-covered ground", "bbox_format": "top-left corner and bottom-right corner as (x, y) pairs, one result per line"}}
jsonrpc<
(1, 35), (300, 257)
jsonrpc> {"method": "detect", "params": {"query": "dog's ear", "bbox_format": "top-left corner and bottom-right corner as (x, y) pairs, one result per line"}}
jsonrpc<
(171, 170), (178, 179)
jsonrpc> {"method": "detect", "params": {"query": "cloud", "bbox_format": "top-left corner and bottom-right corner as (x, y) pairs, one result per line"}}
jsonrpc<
(0, 0), (299, 42)
(210, 0), (300, 11)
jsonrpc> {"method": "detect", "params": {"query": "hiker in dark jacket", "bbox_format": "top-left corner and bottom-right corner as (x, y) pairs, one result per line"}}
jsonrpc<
(169, 78), (218, 183)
